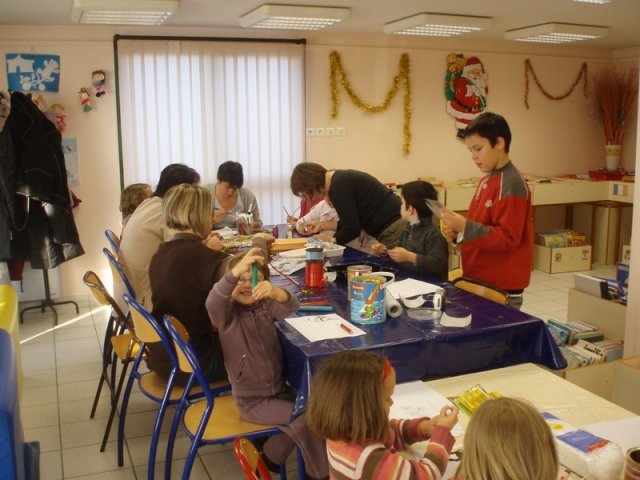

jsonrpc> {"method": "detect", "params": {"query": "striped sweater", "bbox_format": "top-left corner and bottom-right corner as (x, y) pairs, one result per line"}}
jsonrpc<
(326, 419), (455, 480)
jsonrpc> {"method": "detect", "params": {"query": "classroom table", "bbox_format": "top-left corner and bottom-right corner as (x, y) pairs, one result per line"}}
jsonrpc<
(273, 247), (567, 416)
(422, 363), (639, 479)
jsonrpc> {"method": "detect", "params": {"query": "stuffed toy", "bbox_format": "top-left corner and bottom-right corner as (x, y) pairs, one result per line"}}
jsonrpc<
(92, 70), (106, 97)
(78, 87), (92, 112)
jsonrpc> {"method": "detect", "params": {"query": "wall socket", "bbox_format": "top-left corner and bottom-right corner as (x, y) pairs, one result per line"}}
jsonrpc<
(306, 127), (315, 137)
(336, 127), (346, 136)
(315, 127), (325, 136)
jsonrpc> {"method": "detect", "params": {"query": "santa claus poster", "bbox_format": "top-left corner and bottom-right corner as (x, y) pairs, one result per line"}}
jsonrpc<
(444, 54), (488, 136)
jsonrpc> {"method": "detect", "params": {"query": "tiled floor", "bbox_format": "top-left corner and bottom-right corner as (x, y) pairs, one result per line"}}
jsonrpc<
(17, 263), (617, 479)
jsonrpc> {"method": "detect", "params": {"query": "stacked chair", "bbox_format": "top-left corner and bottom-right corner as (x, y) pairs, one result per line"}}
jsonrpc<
(82, 271), (139, 452)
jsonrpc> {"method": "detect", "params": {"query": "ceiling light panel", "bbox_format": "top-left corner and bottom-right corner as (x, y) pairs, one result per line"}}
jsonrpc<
(71, 0), (179, 25)
(240, 4), (351, 31)
(384, 13), (492, 37)
(571, 0), (611, 4)
(505, 23), (608, 44)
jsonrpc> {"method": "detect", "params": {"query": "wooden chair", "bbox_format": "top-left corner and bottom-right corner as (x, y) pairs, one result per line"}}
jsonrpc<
(451, 276), (510, 305)
(82, 271), (139, 452)
(234, 437), (272, 480)
(163, 315), (289, 480)
(104, 229), (121, 255)
(118, 294), (230, 477)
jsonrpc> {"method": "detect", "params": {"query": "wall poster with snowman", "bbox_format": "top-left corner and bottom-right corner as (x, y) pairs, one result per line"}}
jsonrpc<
(5, 53), (61, 92)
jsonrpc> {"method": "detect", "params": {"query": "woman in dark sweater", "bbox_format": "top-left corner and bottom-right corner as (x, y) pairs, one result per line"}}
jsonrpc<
(290, 163), (405, 248)
(147, 183), (268, 384)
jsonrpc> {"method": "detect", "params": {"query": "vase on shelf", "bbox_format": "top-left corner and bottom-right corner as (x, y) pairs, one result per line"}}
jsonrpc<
(604, 144), (621, 171)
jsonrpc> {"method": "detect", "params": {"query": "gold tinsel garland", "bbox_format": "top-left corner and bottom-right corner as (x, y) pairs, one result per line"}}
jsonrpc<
(329, 50), (412, 154)
(524, 59), (588, 109)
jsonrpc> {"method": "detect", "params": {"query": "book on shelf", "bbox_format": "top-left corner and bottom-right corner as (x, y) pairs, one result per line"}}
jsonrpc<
(591, 339), (624, 362)
(546, 319), (602, 346)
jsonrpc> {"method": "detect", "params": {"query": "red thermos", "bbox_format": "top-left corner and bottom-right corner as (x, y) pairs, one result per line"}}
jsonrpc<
(305, 247), (326, 287)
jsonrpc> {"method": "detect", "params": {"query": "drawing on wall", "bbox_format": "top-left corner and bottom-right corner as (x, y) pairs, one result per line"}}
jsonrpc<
(62, 138), (79, 187)
(444, 53), (488, 138)
(5, 53), (61, 92)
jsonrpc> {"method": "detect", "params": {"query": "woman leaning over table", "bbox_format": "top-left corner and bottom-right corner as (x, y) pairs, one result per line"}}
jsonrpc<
(290, 162), (404, 249)
(207, 161), (262, 230)
(147, 183), (270, 384)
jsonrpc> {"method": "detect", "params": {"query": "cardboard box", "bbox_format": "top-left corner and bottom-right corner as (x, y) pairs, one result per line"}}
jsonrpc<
(534, 244), (592, 273)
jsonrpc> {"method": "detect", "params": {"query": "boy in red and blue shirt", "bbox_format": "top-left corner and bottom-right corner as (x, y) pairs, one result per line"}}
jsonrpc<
(442, 112), (532, 309)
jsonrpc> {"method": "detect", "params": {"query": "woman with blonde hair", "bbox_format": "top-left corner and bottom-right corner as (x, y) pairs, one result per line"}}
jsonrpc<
(147, 183), (269, 384)
(455, 397), (558, 480)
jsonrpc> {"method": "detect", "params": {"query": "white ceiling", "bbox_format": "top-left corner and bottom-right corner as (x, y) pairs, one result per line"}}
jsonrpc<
(2, 0), (640, 50)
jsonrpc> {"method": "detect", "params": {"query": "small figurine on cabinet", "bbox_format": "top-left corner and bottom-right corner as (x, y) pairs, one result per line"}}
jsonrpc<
(78, 87), (92, 112)
(92, 70), (106, 97)
(51, 103), (66, 132)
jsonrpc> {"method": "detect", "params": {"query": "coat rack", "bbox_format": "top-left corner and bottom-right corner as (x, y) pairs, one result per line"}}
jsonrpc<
(19, 269), (79, 325)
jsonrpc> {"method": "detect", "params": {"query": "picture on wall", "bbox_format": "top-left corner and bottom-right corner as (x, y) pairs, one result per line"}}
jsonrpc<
(62, 138), (79, 187)
(5, 53), (61, 92)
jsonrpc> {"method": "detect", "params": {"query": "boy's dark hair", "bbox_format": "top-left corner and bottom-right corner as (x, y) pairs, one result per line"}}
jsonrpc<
(461, 112), (512, 153)
(154, 164), (200, 198)
(217, 161), (244, 188)
(401, 180), (437, 220)
(290, 162), (327, 199)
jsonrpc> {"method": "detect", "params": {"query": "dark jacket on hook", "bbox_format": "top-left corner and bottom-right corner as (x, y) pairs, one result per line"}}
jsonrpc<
(0, 91), (84, 269)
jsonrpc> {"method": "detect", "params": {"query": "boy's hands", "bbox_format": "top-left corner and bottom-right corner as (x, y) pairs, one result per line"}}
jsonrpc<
(388, 247), (415, 264)
(441, 210), (467, 242)
(372, 243), (387, 256)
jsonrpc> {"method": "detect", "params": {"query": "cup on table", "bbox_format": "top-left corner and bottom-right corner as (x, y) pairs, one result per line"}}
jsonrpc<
(347, 264), (373, 300)
(237, 213), (254, 236)
(625, 447), (640, 480)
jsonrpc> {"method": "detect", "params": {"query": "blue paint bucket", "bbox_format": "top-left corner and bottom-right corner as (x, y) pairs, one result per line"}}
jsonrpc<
(350, 274), (388, 325)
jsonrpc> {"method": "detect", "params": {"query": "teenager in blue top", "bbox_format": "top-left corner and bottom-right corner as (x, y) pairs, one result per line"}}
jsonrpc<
(372, 181), (448, 280)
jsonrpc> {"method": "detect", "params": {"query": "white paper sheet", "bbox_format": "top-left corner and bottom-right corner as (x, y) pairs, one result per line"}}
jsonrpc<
(269, 257), (306, 275)
(390, 381), (464, 437)
(386, 278), (440, 300)
(582, 416), (640, 452)
(285, 313), (366, 342)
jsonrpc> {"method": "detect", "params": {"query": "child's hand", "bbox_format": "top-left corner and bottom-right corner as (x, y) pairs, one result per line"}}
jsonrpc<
(252, 281), (288, 302)
(441, 211), (466, 238)
(302, 220), (322, 235)
(435, 405), (459, 430)
(313, 231), (334, 242)
(371, 243), (387, 256)
(230, 247), (264, 279)
(388, 247), (413, 264)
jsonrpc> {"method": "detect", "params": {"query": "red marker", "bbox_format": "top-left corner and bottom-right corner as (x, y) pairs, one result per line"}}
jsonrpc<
(340, 323), (353, 334)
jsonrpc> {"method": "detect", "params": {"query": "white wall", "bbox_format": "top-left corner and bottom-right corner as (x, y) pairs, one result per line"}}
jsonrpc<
(0, 26), (637, 351)
(0, 37), (121, 297)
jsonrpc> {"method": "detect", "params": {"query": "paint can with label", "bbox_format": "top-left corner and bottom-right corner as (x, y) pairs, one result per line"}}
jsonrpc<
(350, 272), (394, 325)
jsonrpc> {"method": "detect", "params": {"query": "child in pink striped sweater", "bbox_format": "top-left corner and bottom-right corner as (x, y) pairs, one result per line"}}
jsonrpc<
(307, 350), (459, 480)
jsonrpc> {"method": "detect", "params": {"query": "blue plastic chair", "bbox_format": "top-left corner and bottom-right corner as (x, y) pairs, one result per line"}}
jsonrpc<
(102, 247), (136, 300)
(104, 229), (120, 255)
(163, 315), (290, 480)
(119, 294), (230, 477)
